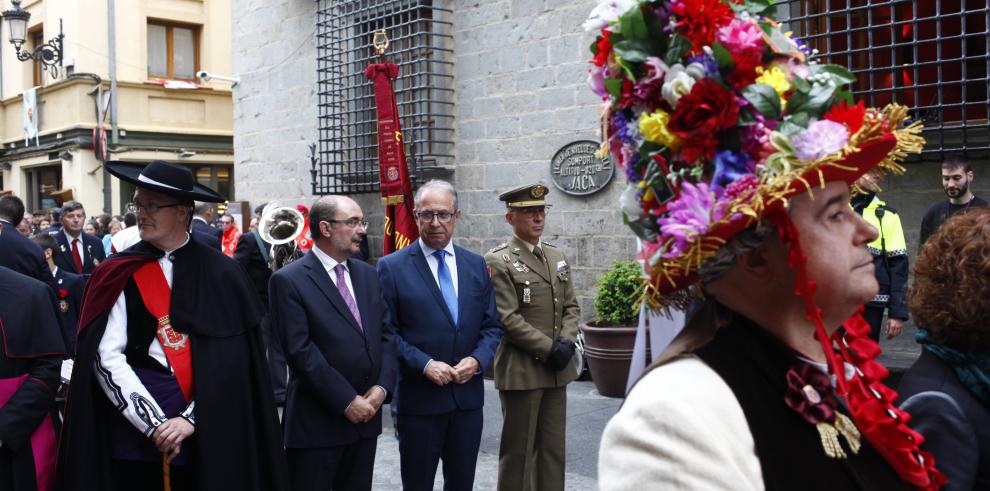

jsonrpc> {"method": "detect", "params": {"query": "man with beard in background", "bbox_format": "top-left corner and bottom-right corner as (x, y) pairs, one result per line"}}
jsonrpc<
(919, 158), (987, 246)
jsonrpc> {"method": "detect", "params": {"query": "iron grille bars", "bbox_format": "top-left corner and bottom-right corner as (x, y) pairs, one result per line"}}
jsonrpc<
(315, 0), (455, 195)
(776, 0), (990, 158)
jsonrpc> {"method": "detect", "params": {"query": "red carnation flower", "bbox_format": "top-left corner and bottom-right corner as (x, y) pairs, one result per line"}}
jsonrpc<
(823, 99), (867, 135)
(727, 48), (762, 89)
(592, 30), (612, 67)
(668, 79), (740, 163)
(673, 0), (735, 54)
(59, 288), (68, 299)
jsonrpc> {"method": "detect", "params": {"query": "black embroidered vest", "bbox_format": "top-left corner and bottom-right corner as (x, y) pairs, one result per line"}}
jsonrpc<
(695, 316), (909, 490)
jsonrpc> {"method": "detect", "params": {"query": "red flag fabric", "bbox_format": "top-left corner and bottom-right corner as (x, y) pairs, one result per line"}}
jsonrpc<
(364, 62), (419, 255)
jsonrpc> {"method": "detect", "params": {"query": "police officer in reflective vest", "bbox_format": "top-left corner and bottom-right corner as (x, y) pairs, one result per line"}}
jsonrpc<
(853, 176), (908, 341)
(484, 184), (580, 491)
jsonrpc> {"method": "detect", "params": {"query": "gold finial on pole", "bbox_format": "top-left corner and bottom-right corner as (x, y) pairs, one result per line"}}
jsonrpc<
(372, 29), (390, 55)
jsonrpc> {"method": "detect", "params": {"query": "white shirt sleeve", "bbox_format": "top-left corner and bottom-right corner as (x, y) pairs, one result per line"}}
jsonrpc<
(599, 356), (765, 491)
(93, 290), (195, 436)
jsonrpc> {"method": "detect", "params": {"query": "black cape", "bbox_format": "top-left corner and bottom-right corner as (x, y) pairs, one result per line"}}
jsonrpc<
(56, 237), (288, 491)
(0, 266), (65, 491)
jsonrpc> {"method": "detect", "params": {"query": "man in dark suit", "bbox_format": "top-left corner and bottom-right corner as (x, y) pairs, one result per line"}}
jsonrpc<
(376, 179), (503, 491)
(51, 201), (105, 277)
(0, 195), (57, 292)
(270, 195), (397, 491)
(32, 233), (86, 353)
(234, 202), (289, 405)
(191, 202), (223, 251)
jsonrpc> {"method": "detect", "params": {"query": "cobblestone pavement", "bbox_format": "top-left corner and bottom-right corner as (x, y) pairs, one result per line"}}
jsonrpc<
(372, 379), (621, 490)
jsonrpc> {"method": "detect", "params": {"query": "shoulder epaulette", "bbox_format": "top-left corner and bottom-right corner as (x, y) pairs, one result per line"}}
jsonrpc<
(488, 243), (508, 254)
(542, 241), (557, 248)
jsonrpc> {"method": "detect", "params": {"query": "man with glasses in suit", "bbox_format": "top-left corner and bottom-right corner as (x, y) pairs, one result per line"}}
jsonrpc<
(376, 179), (502, 491)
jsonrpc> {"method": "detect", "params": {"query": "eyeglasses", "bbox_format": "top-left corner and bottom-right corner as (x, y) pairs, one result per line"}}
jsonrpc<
(128, 203), (183, 214)
(515, 206), (549, 217)
(328, 218), (369, 229)
(416, 210), (456, 223)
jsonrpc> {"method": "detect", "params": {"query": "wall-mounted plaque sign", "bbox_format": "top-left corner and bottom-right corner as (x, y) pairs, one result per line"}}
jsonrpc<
(550, 140), (615, 196)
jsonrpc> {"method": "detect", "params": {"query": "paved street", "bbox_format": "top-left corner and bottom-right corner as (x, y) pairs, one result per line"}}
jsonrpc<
(372, 379), (622, 490)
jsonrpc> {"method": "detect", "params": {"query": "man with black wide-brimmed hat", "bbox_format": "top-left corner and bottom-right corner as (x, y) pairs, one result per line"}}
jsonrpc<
(57, 161), (288, 491)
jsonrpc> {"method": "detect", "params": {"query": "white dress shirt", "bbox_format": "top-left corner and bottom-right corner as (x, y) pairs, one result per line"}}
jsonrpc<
(310, 245), (357, 301)
(95, 234), (195, 437)
(417, 238), (458, 295)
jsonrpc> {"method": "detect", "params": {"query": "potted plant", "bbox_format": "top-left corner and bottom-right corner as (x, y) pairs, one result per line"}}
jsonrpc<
(580, 259), (645, 398)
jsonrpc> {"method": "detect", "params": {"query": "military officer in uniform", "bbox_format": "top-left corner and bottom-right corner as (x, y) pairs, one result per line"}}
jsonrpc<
(484, 184), (580, 491)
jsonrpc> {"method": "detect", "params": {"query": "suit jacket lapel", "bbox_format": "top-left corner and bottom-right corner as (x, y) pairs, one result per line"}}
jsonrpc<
(454, 247), (471, 330)
(303, 253), (362, 335)
(512, 237), (551, 283)
(57, 232), (78, 273)
(408, 245), (456, 328)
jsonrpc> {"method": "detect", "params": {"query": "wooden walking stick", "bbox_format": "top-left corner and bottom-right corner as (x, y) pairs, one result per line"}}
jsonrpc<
(162, 453), (172, 491)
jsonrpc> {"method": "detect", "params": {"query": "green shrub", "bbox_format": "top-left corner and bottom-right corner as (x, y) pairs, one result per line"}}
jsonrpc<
(594, 259), (642, 326)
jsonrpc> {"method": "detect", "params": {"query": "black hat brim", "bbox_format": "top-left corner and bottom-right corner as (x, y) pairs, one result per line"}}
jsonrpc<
(104, 161), (226, 203)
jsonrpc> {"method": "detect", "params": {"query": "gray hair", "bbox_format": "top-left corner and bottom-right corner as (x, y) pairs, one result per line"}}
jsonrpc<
(414, 179), (458, 210)
(698, 224), (769, 287)
(309, 195), (342, 240)
(193, 202), (214, 216)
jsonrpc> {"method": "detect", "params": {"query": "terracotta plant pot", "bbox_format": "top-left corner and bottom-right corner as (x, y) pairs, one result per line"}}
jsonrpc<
(579, 321), (647, 398)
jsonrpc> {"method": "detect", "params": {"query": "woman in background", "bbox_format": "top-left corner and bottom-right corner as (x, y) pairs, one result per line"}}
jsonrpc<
(901, 207), (990, 491)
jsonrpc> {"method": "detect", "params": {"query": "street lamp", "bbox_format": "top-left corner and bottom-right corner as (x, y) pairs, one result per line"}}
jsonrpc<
(2, 0), (63, 78)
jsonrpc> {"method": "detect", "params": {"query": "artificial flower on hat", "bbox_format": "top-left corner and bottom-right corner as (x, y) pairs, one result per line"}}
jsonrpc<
(587, 0), (942, 489)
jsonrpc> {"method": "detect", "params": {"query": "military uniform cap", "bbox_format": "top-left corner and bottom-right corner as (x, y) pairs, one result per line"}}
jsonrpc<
(499, 184), (551, 208)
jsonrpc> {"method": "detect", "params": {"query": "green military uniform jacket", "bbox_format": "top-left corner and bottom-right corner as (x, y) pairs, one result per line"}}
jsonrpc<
(484, 236), (580, 391)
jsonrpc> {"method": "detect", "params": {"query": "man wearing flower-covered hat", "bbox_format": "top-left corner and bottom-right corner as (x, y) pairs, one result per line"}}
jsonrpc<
(57, 161), (287, 491)
(586, 0), (943, 489)
(484, 183), (579, 491)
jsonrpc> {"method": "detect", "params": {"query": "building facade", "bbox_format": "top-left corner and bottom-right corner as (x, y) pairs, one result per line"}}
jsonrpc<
(0, 0), (235, 215)
(232, 0), (988, 318)
(234, 0), (628, 316)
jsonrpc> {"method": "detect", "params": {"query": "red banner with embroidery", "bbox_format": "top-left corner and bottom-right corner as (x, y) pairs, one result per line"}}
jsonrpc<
(364, 62), (419, 255)
(133, 262), (194, 402)
(364, 63), (408, 204)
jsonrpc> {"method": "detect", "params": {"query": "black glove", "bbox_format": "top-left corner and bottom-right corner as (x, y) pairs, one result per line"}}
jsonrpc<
(545, 336), (576, 372)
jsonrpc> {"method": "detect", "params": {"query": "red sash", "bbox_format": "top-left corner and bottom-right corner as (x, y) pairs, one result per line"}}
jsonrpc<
(133, 262), (194, 402)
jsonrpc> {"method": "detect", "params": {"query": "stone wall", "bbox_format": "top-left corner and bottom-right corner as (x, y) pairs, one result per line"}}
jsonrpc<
(232, 0), (634, 319)
(231, 0), (319, 204)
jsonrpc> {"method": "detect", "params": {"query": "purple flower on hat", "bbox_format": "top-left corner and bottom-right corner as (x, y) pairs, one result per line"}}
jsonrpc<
(658, 181), (723, 258)
(711, 150), (754, 196)
(791, 120), (850, 161)
(686, 54), (719, 78)
(641, 57), (668, 84)
(588, 65), (609, 98)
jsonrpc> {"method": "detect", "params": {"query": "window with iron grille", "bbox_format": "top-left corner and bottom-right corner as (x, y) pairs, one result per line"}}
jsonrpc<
(315, 0), (454, 195)
(776, 0), (989, 157)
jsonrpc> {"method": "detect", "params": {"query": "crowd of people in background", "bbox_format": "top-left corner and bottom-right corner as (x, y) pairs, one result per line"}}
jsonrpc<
(13, 203), (260, 257)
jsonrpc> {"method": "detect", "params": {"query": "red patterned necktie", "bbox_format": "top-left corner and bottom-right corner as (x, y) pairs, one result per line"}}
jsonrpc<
(71, 238), (83, 273)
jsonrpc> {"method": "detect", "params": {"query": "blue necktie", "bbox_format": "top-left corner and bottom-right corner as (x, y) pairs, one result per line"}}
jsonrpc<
(433, 250), (458, 325)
